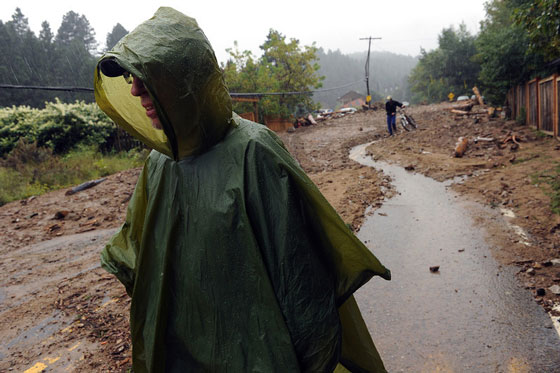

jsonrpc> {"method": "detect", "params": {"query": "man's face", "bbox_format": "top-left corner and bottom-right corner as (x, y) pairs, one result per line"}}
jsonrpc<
(130, 76), (162, 130)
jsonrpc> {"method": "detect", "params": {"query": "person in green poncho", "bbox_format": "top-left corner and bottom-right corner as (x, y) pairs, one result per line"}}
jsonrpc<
(95, 7), (390, 373)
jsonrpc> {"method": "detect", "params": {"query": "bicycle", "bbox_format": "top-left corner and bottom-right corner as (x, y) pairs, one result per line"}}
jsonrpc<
(398, 106), (417, 131)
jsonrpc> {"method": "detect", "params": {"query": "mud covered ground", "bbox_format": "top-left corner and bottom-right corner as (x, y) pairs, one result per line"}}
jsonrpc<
(1, 101), (559, 371)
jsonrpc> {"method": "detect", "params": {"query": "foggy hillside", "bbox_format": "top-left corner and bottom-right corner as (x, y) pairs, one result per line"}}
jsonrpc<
(314, 49), (418, 109)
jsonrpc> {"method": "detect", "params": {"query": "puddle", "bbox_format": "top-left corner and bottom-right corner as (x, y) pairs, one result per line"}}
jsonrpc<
(350, 142), (560, 372)
(0, 311), (67, 360)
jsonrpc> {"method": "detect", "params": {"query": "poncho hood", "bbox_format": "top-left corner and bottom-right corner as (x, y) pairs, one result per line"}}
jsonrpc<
(94, 7), (233, 160)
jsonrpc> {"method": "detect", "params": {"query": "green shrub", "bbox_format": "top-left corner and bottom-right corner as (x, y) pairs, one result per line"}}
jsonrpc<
(0, 99), (119, 156)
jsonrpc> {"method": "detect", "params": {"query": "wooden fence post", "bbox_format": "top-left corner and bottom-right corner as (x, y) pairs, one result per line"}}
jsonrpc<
(552, 74), (560, 138)
(526, 82), (530, 125)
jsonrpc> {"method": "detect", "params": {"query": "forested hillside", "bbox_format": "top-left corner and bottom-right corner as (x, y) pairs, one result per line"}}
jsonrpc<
(314, 49), (418, 109)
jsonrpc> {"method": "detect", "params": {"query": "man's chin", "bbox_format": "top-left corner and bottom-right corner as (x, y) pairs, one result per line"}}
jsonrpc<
(151, 119), (163, 130)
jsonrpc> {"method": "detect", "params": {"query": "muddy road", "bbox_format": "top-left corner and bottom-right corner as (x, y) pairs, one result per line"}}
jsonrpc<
(351, 143), (560, 372)
(1, 103), (560, 371)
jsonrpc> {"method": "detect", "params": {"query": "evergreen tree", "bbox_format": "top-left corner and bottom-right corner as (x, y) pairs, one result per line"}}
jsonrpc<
(39, 21), (54, 44)
(0, 8), (98, 107)
(105, 23), (128, 51)
(56, 11), (98, 54)
(7, 7), (30, 36)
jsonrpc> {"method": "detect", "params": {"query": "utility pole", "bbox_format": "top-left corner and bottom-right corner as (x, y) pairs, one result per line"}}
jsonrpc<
(359, 36), (381, 108)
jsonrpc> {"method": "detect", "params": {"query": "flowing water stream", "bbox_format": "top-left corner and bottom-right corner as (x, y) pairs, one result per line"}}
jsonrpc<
(350, 142), (560, 372)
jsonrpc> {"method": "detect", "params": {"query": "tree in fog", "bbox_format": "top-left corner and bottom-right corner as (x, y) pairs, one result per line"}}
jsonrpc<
(409, 24), (479, 104)
(105, 23), (128, 51)
(55, 11), (98, 54)
(313, 49), (365, 108)
(39, 21), (54, 44)
(7, 7), (29, 36)
(0, 8), (98, 107)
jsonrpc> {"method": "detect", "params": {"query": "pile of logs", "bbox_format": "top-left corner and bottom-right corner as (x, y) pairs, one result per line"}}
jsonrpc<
(454, 132), (522, 158)
(448, 87), (500, 118)
(499, 132), (522, 150)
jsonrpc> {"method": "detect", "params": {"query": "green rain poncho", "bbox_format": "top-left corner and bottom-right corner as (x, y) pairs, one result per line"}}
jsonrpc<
(95, 7), (390, 373)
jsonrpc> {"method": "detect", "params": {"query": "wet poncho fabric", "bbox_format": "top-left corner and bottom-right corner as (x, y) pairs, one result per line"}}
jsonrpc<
(95, 7), (390, 373)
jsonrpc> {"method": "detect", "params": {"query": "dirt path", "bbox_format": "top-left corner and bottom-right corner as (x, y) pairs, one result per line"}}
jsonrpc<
(1, 102), (559, 370)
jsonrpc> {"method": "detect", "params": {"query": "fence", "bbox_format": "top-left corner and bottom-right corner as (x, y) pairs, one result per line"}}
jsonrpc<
(110, 125), (144, 152)
(507, 74), (559, 138)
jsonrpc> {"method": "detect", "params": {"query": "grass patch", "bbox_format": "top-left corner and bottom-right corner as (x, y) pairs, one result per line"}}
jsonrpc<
(511, 153), (540, 165)
(0, 141), (147, 205)
(532, 162), (560, 215)
(533, 129), (549, 139)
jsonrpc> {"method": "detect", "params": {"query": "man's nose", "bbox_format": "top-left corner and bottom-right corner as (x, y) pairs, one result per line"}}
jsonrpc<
(131, 77), (145, 97)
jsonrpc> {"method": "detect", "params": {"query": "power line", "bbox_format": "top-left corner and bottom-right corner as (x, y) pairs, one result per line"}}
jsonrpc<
(0, 80), (364, 97)
(0, 84), (94, 93)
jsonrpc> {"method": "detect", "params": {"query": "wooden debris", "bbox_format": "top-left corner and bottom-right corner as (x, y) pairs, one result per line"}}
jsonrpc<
(451, 109), (470, 115)
(449, 103), (474, 112)
(306, 114), (317, 125)
(454, 137), (468, 157)
(65, 177), (107, 196)
(472, 86), (484, 105)
(500, 133), (522, 148)
(473, 136), (495, 143)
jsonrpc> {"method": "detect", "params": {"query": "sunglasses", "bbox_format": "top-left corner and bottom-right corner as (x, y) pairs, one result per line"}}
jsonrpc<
(123, 71), (133, 84)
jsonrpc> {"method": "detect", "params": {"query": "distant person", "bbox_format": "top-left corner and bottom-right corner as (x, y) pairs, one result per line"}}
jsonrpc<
(95, 7), (390, 372)
(385, 95), (403, 136)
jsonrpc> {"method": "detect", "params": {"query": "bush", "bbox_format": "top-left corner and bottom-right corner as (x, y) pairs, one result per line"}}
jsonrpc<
(0, 99), (119, 156)
(1, 139), (53, 171)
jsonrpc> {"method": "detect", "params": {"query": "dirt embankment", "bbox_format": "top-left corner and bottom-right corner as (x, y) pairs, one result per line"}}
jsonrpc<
(1, 102), (559, 371)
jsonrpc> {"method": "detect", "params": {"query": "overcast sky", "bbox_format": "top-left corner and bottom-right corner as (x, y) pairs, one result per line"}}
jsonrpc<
(1, 0), (488, 64)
